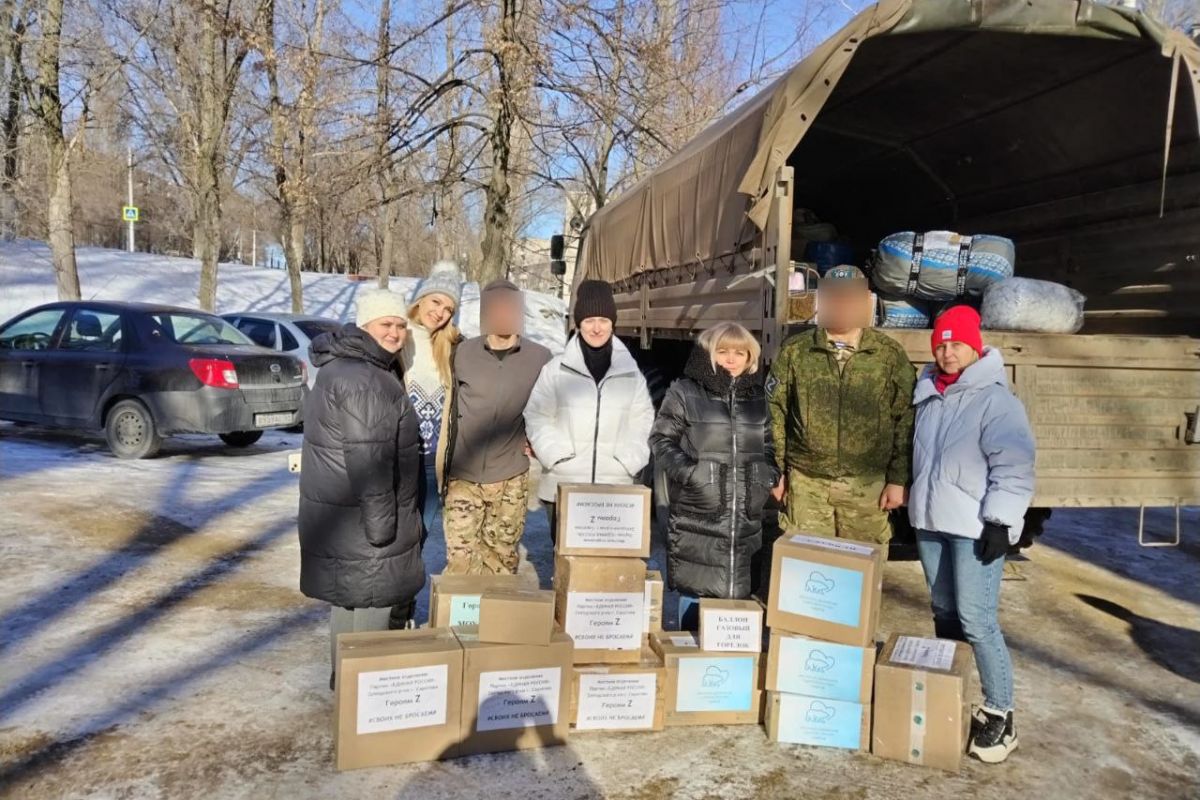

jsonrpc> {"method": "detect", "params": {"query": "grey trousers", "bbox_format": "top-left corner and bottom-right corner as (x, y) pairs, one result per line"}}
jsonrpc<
(329, 605), (391, 670)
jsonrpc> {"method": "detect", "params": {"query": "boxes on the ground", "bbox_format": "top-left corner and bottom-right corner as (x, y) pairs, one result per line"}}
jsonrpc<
(569, 648), (666, 732)
(764, 691), (870, 751)
(764, 631), (875, 704)
(554, 555), (646, 663)
(873, 633), (973, 771)
(766, 533), (883, 647)
(478, 588), (555, 646)
(650, 631), (762, 726)
(334, 628), (464, 770)
(450, 628), (574, 757)
(555, 483), (651, 558)
(699, 598), (764, 653)
(429, 572), (536, 628)
(644, 570), (664, 635)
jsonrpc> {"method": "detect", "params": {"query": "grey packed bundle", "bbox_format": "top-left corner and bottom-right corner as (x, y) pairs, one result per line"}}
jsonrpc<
(980, 277), (1086, 334)
(877, 295), (933, 329)
(871, 231), (1015, 301)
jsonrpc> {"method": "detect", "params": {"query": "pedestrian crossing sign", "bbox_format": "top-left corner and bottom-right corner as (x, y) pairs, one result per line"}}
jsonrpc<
(122, 206), (139, 222)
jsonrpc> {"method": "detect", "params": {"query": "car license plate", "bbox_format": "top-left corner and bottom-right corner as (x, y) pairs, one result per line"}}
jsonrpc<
(254, 412), (295, 428)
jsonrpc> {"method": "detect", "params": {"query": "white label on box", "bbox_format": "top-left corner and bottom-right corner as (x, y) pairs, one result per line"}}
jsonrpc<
(670, 634), (699, 648)
(476, 667), (561, 731)
(701, 609), (762, 652)
(789, 533), (874, 557)
(564, 491), (645, 551)
(565, 591), (644, 650)
(891, 636), (956, 671)
(575, 673), (657, 730)
(356, 664), (449, 735)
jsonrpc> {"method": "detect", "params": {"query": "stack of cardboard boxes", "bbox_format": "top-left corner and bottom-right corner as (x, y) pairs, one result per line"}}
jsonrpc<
(335, 587), (575, 770)
(762, 534), (884, 752)
(553, 483), (669, 733)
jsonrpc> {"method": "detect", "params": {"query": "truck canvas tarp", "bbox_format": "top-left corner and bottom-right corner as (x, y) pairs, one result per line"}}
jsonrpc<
(575, 0), (1200, 337)
(570, 0), (1200, 514)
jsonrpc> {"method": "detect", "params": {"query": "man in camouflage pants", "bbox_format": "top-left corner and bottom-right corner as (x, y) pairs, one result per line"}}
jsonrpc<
(440, 280), (551, 573)
(767, 265), (916, 544)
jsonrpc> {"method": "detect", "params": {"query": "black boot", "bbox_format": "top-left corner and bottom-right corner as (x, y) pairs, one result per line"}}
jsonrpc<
(969, 707), (1018, 763)
(329, 670), (336, 691)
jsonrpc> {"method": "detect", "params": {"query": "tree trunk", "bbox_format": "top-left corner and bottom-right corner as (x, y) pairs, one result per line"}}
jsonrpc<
(194, 165), (221, 310)
(286, 214), (304, 312)
(36, 0), (79, 300)
(0, 8), (23, 241)
(46, 136), (79, 300)
(477, 0), (521, 285)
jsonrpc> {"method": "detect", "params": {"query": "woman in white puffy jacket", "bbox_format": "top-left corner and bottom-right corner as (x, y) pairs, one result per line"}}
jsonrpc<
(908, 305), (1035, 766)
(524, 280), (655, 533)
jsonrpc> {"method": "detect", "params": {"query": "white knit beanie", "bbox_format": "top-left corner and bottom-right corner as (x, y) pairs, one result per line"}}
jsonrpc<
(355, 288), (407, 326)
(411, 260), (464, 308)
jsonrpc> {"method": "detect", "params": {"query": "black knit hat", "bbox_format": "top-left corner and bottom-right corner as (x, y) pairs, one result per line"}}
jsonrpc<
(574, 279), (617, 327)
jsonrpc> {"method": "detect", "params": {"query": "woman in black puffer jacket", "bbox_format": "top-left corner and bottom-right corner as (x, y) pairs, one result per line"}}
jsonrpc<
(298, 289), (424, 688)
(650, 323), (779, 624)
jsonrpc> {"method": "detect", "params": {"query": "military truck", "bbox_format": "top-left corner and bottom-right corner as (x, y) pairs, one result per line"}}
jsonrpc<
(566, 0), (1200, 542)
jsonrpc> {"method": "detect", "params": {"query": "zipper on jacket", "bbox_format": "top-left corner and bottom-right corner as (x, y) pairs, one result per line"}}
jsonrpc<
(590, 382), (602, 482)
(728, 379), (738, 598)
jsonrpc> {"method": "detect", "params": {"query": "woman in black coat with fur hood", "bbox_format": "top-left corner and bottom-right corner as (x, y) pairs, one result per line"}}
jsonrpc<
(650, 323), (780, 627)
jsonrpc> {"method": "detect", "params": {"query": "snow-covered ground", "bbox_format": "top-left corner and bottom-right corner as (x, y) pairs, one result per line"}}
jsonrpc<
(1, 421), (1198, 798)
(0, 239), (569, 353)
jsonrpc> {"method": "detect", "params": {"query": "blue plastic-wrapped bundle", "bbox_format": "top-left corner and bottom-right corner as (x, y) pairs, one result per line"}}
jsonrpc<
(877, 295), (933, 329)
(871, 231), (1015, 301)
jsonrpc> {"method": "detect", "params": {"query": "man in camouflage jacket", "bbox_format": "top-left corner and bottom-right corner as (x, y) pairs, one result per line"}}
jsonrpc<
(767, 265), (916, 543)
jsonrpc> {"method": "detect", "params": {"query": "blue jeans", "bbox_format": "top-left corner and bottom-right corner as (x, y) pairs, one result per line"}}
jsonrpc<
(915, 529), (1014, 712)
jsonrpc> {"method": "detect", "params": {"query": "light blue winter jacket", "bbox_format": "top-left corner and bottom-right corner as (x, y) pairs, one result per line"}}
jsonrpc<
(908, 347), (1036, 543)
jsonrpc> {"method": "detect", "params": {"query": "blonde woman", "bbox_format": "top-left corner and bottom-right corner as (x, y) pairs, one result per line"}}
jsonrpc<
(402, 260), (463, 537)
(649, 322), (779, 629)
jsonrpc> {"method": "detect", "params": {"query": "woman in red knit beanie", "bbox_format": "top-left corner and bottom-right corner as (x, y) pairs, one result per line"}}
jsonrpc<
(908, 304), (1036, 764)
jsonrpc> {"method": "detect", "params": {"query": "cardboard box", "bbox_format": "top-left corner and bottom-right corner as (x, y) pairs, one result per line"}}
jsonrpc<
(554, 555), (646, 663)
(478, 588), (556, 646)
(334, 628), (464, 770)
(765, 631), (875, 704)
(766, 533), (884, 647)
(556, 483), (651, 558)
(873, 634), (973, 772)
(650, 632), (762, 726)
(451, 628), (574, 758)
(699, 598), (764, 653)
(429, 572), (536, 628)
(644, 570), (664, 634)
(764, 691), (870, 751)
(569, 649), (666, 732)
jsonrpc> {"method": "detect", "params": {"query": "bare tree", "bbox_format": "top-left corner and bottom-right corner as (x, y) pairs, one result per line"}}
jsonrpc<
(28, 0), (79, 299)
(0, 0), (25, 240)
(260, 0), (326, 311)
(117, 0), (267, 310)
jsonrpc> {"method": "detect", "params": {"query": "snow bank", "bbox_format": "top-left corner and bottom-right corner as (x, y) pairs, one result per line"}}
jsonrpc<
(0, 239), (569, 353)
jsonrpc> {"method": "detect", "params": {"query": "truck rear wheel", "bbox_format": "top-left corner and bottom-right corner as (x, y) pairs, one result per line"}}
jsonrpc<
(105, 399), (162, 460)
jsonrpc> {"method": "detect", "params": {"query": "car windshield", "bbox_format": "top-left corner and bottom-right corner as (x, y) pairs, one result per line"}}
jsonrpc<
(295, 320), (341, 340)
(147, 313), (253, 346)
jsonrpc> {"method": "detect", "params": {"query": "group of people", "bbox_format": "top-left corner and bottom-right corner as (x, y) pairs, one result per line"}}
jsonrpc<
(296, 261), (1035, 766)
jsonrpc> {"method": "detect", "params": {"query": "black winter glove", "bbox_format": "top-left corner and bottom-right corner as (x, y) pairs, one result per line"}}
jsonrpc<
(980, 522), (1010, 565)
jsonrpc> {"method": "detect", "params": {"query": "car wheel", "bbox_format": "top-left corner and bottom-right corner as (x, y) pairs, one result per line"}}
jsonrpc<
(219, 430), (264, 448)
(105, 399), (162, 459)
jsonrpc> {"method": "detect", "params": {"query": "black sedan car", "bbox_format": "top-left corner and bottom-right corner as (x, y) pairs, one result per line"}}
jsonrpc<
(0, 301), (306, 458)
